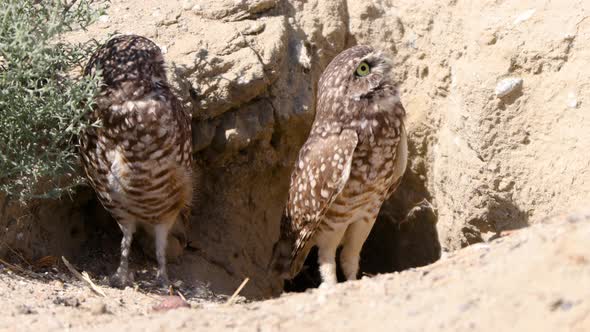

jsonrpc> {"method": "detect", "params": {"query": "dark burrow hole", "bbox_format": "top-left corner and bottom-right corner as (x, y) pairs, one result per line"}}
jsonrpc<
(284, 205), (441, 292)
(285, 171), (442, 293)
(72, 194), (165, 279)
(71, 161), (441, 296)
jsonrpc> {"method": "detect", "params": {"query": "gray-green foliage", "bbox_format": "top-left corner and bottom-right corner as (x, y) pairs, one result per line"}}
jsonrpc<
(0, 0), (103, 201)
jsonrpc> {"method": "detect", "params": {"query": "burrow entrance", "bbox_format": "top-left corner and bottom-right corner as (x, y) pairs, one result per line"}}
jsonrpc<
(0, 157), (441, 298)
(284, 171), (441, 292)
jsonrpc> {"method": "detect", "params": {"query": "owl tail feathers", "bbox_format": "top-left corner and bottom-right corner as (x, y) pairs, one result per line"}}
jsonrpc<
(268, 239), (295, 279)
(268, 214), (305, 280)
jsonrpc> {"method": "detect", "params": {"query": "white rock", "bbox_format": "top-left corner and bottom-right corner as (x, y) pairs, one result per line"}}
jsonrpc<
(513, 9), (536, 25)
(296, 40), (311, 70)
(567, 92), (579, 109)
(498, 178), (513, 191)
(182, 0), (194, 10)
(495, 78), (523, 98)
(225, 128), (238, 140)
(98, 15), (110, 23)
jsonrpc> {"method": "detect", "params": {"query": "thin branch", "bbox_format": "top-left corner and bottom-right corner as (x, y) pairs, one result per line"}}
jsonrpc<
(61, 256), (107, 297)
(225, 278), (249, 306)
(61, 0), (80, 17)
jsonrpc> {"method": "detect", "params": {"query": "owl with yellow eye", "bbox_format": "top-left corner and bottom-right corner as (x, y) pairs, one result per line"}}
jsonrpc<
(270, 45), (408, 286)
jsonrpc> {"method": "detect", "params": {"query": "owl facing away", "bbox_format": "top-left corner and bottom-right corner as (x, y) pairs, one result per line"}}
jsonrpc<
(80, 35), (193, 287)
(270, 45), (408, 286)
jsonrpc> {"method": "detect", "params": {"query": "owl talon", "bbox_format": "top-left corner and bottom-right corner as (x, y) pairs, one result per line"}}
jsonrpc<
(110, 271), (134, 288)
(156, 272), (169, 289)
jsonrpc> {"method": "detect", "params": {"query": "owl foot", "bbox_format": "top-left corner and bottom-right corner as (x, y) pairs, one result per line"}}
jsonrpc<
(156, 270), (169, 289)
(109, 270), (134, 288)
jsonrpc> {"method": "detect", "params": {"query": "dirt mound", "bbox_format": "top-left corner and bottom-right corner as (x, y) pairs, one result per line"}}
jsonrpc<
(1, 211), (589, 331)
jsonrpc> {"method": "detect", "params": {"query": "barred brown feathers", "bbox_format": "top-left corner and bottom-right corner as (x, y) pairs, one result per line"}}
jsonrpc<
(80, 35), (193, 287)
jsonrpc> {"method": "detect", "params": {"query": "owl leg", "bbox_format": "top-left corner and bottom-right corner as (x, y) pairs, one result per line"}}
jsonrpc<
(110, 222), (136, 288)
(340, 218), (376, 281)
(154, 222), (172, 287)
(315, 226), (347, 287)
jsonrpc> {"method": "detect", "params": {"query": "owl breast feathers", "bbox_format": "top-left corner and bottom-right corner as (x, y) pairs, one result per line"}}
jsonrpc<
(270, 45), (407, 285)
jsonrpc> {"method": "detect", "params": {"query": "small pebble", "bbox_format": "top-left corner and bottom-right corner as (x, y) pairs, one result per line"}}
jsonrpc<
(91, 302), (109, 315)
(513, 9), (536, 24)
(567, 92), (579, 109)
(550, 298), (574, 311)
(16, 305), (37, 315)
(53, 296), (80, 307)
(182, 0), (194, 10)
(296, 41), (311, 70)
(498, 178), (513, 191)
(53, 280), (64, 289)
(157, 18), (178, 27)
(482, 32), (497, 45)
(243, 22), (266, 35)
(495, 77), (523, 98)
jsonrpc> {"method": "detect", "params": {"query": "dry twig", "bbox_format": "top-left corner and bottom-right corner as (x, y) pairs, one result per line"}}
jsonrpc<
(0, 257), (40, 278)
(177, 290), (187, 302)
(61, 256), (106, 297)
(0, 257), (27, 274)
(5, 245), (32, 267)
(226, 277), (249, 306)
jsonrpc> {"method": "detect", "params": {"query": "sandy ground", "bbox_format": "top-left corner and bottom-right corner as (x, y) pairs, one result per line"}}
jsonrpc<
(1, 212), (589, 332)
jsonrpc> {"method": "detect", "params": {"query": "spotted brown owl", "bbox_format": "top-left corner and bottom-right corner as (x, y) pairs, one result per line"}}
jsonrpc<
(270, 45), (408, 286)
(80, 35), (193, 287)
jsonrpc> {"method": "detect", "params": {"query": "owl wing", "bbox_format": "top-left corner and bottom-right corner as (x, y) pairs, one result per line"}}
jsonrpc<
(384, 122), (408, 200)
(272, 128), (358, 278)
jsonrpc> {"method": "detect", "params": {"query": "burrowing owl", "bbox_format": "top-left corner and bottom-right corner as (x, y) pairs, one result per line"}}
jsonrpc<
(270, 45), (407, 286)
(81, 35), (193, 287)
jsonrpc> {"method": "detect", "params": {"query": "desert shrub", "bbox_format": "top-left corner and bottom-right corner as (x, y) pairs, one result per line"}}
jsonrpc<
(0, 0), (103, 201)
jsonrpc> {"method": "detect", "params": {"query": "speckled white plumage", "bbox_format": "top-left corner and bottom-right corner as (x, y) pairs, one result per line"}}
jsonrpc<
(271, 45), (408, 286)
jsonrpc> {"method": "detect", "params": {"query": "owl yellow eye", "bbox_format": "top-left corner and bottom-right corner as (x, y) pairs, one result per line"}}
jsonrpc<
(355, 62), (371, 76)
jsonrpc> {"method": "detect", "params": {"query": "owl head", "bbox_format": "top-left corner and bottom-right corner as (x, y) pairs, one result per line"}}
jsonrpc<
(317, 45), (398, 118)
(85, 35), (167, 90)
